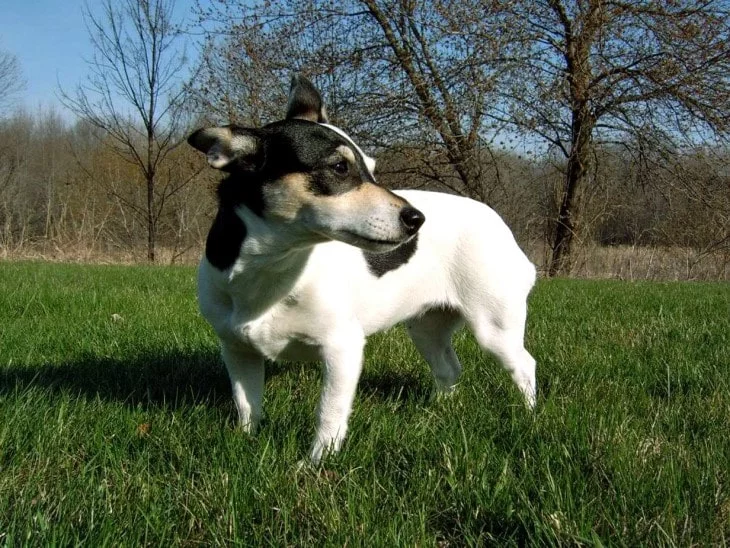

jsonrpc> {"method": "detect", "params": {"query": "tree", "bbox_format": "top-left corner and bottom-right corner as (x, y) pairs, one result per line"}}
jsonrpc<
(191, 0), (519, 201)
(62, 0), (194, 262)
(0, 49), (24, 113)
(492, 0), (730, 275)
(193, 0), (730, 274)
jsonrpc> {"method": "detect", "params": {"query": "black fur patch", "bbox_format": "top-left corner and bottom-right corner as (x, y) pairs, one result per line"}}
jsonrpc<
(216, 173), (265, 218)
(306, 170), (361, 196)
(363, 234), (419, 277)
(205, 208), (247, 270)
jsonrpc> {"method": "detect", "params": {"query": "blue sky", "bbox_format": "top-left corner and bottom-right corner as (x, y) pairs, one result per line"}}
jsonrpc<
(1, 0), (199, 117)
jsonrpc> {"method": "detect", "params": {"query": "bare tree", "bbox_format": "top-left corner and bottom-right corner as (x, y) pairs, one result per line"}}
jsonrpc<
(0, 49), (25, 114)
(62, 0), (195, 262)
(193, 0), (730, 274)
(491, 0), (730, 275)
(190, 0), (520, 201)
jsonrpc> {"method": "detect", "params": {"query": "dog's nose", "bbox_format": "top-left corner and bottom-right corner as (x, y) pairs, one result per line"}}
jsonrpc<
(399, 206), (425, 235)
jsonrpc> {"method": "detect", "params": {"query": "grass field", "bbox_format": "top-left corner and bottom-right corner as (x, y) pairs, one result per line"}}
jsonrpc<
(0, 262), (728, 545)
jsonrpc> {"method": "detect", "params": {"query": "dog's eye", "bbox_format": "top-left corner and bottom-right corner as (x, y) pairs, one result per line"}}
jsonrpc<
(332, 160), (349, 175)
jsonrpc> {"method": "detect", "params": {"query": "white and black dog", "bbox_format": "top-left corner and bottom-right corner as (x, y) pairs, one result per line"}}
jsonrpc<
(188, 76), (537, 463)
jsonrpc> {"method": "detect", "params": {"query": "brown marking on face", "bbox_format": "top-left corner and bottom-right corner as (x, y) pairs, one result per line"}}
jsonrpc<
(262, 173), (314, 221)
(344, 182), (408, 211)
(302, 182), (403, 219)
(265, 174), (405, 219)
(264, 175), (410, 253)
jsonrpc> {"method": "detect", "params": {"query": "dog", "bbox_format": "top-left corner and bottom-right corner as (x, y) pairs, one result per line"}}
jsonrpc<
(187, 75), (537, 463)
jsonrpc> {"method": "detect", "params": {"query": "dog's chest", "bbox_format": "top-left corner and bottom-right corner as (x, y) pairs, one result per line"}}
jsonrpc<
(200, 238), (441, 361)
(228, 293), (324, 361)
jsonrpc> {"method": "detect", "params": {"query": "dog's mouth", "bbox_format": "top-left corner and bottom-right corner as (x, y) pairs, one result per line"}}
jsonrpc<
(336, 230), (407, 251)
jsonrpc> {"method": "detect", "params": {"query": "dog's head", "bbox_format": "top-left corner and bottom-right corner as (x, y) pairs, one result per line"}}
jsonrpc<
(188, 75), (424, 252)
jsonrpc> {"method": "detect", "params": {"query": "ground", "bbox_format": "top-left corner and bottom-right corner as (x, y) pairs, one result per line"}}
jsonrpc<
(0, 262), (728, 545)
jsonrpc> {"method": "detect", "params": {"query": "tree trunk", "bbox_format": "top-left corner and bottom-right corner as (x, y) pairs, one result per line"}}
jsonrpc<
(146, 110), (156, 263)
(548, 105), (593, 276)
(146, 172), (155, 263)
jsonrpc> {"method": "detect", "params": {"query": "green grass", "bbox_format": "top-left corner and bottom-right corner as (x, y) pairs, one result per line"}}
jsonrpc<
(0, 261), (728, 546)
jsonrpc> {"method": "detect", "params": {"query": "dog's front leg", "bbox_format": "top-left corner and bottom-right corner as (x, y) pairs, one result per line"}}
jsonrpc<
(310, 328), (365, 464)
(221, 343), (265, 433)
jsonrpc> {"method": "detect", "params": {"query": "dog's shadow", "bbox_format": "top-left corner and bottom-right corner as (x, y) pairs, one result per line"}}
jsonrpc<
(0, 350), (231, 410)
(358, 367), (432, 403)
(0, 351), (430, 410)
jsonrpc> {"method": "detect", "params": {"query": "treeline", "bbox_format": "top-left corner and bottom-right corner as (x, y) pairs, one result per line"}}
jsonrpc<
(0, 109), (213, 262)
(1, 107), (727, 278)
(0, 0), (729, 279)
(189, 0), (730, 277)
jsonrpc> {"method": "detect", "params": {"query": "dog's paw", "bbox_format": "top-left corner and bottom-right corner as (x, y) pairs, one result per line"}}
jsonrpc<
(309, 444), (325, 466)
(231, 421), (258, 435)
(294, 458), (316, 473)
(431, 383), (459, 403)
(232, 414), (261, 434)
(309, 435), (344, 465)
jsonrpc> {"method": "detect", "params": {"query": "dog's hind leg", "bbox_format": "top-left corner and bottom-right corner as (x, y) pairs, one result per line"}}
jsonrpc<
(464, 305), (536, 408)
(406, 308), (465, 394)
(221, 343), (265, 432)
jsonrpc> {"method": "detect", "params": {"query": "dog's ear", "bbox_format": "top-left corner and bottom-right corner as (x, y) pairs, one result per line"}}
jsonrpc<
(187, 127), (263, 171)
(285, 74), (329, 123)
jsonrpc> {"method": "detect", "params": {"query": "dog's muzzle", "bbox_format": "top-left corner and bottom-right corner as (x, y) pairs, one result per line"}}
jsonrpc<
(399, 206), (425, 236)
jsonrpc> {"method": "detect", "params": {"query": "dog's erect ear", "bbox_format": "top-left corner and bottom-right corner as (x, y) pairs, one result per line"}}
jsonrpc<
(285, 75), (329, 123)
(187, 127), (262, 171)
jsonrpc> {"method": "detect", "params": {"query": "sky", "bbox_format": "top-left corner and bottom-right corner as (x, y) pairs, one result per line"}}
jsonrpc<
(0, 0), (200, 119)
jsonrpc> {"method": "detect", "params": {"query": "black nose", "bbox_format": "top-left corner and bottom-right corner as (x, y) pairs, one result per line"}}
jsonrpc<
(399, 206), (425, 235)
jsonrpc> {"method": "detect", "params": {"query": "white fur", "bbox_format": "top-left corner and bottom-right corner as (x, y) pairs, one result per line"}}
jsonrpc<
(321, 123), (377, 175)
(199, 190), (536, 463)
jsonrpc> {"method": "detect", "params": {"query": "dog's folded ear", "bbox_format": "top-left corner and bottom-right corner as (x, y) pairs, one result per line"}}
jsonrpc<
(285, 74), (329, 123)
(187, 126), (263, 171)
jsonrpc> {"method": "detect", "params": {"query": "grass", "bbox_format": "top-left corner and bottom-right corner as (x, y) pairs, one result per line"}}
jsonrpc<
(0, 261), (728, 546)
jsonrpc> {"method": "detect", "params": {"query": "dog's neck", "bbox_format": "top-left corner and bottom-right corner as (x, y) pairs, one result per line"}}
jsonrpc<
(235, 204), (320, 257)
(213, 205), (315, 316)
